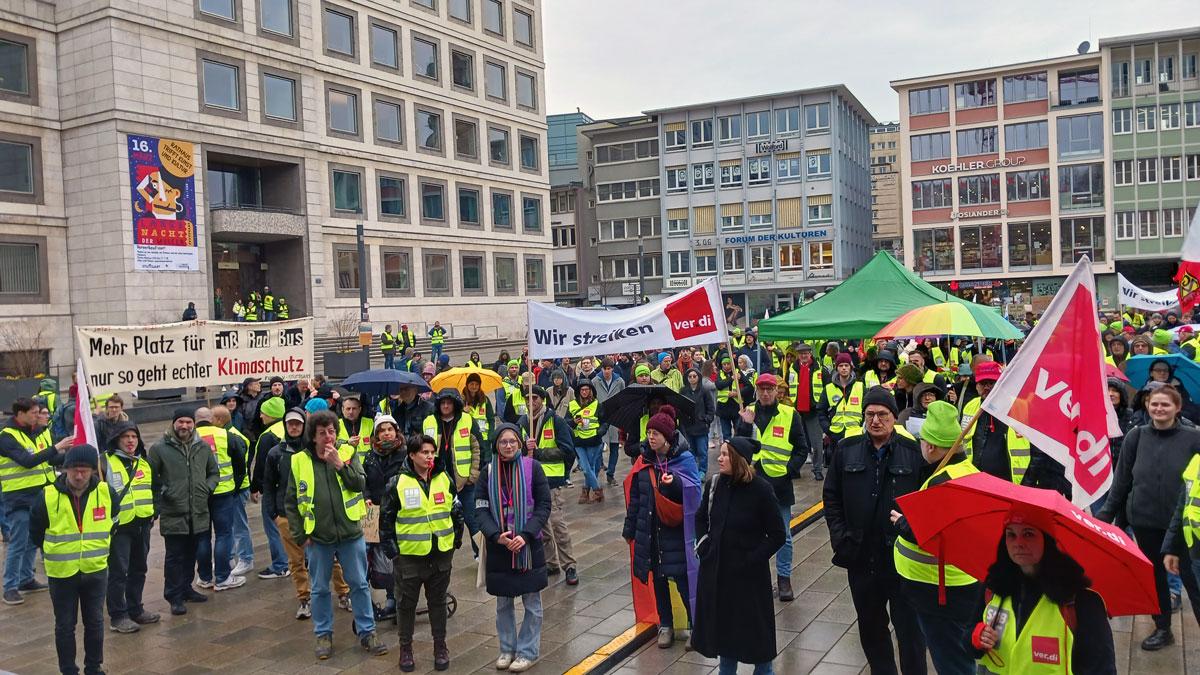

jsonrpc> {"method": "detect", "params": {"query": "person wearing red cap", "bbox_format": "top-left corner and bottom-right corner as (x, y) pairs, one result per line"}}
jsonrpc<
(1179, 326), (1200, 362)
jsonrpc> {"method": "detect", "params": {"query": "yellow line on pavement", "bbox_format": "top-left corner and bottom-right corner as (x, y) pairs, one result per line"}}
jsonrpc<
(791, 500), (824, 530)
(563, 622), (657, 675)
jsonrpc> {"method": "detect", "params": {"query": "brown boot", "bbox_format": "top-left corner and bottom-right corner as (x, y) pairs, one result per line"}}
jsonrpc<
(578, 488), (590, 504)
(590, 487), (604, 503)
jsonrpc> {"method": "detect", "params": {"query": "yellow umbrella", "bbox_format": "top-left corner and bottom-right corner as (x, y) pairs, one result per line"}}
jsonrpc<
(429, 366), (505, 394)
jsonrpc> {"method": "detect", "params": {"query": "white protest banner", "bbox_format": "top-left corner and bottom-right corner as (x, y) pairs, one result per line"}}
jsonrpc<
(1117, 273), (1178, 312)
(527, 277), (728, 359)
(76, 318), (314, 395)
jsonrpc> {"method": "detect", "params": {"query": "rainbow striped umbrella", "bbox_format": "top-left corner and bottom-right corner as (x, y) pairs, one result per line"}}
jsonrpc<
(873, 302), (1024, 340)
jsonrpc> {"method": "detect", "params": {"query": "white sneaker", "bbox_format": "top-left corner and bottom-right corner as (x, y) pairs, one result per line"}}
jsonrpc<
(195, 578), (214, 589)
(507, 657), (535, 672)
(214, 575), (246, 591)
(230, 560), (253, 577)
(495, 653), (514, 670)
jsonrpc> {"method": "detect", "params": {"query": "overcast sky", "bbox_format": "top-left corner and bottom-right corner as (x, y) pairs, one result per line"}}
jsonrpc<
(543, 1), (1196, 123)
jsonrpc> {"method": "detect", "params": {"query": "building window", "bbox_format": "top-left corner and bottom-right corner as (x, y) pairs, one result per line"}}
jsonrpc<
(495, 255), (517, 293)
(484, 61), (506, 101)
(201, 59), (240, 110)
(1188, 154), (1200, 181)
(808, 203), (832, 223)
(1185, 54), (1198, 79)
(1162, 155), (1182, 182)
(421, 182), (445, 221)
(748, 211), (772, 230)
(720, 214), (743, 232)
(1114, 212), (1135, 241)
(1164, 208), (1185, 238)
(750, 245), (773, 272)
(722, 248), (745, 273)
(0, 37), (32, 99)
(374, 99), (402, 143)
(666, 167), (687, 194)
(746, 111), (770, 138)
(525, 257), (545, 292)
(200, 0), (236, 21)
(1113, 159), (1133, 186)
(1112, 108), (1132, 134)
(1136, 106), (1156, 132)
(492, 191), (512, 227)
(262, 73), (297, 121)
(779, 244), (803, 271)
(956, 126), (998, 156)
(664, 125), (686, 150)
(746, 157), (771, 185)
(718, 115), (741, 143)
(958, 173), (1000, 205)
(694, 249), (717, 275)
(1057, 68), (1099, 105)
(1057, 163), (1104, 210)
(483, 0), (503, 35)
(335, 247), (361, 292)
(454, 118), (478, 159)
(1056, 113), (1103, 157)
(513, 7), (533, 46)
(327, 88), (359, 135)
(959, 224), (1002, 271)
(552, 224), (575, 246)
(692, 163), (714, 190)
(804, 103), (830, 131)
(913, 228), (955, 273)
(553, 263), (577, 294)
(423, 251), (450, 294)
(379, 175), (405, 216)
(458, 187), (480, 224)
(1003, 120), (1048, 150)
(1186, 101), (1200, 128)
(461, 254), (484, 293)
(719, 161), (742, 188)
(595, 140), (658, 164)
(519, 134), (539, 170)
(667, 215), (688, 236)
(412, 0), (435, 8)
(1138, 210), (1159, 239)
(1135, 59), (1152, 85)
(1137, 157), (1157, 184)
(1161, 103), (1181, 130)
(0, 241), (40, 296)
(382, 249), (411, 294)
(1002, 72), (1047, 101)
(1112, 61), (1130, 97)
(596, 180), (658, 202)
(415, 108), (442, 151)
(691, 119), (713, 147)
(522, 196), (541, 231)
(1059, 216), (1106, 261)
(451, 50), (474, 89)
(777, 154), (802, 181)
(912, 178), (952, 209)
(809, 241), (834, 272)
(259, 0), (293, 36)
(412, 36), (439, 80)
(370, 23), (399, 69)
(668, 251), (690, 277)
(955, 79), (995, 108)
(331, 169), (361, 213)
(449, 0), (471, 22)
(0, 140), (34, 196)
(776, 107), (800, 136)
(1008, 221), (1052, 269)
(323, 8), (355, 57)
(909, 85), (949, 115)
(1160, 56), (1175, 82)
(806, 151), (831, 178)
(910, 132), (951, 161)
(488, 126), (509, 164)
(515, 71), (536, 109)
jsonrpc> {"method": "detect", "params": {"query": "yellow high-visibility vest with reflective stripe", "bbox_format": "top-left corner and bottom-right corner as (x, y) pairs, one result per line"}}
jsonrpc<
(108, 454), (155, 524)
(228, 426), (252, 490)
(535, 417), (564, 477)
(978, 593), (1074, 674)
(290, 445), (365, 534)
(748, 404), (795, 478)
(894, 461), (979, 586)
(423, 413), (474, 481)
(961, 398), (1031, 483)
(262, 293), (275, 311)
(1181, 455), (1200, 549)
(0, 427), (54, 493)
(393, 472), (454, 556)
(42, 484), (113, 577)
(568, 400), (599, 440)
(197, 426), (235, 495)
(863, 370), (897, 390)
(825, 381), (865, 437)
(338, 417), (375, 463)
(466, 403), (491, 442)
(38, 390), (58, 413)
(380, 332), (396, 353)
(429, 329), (445, 346)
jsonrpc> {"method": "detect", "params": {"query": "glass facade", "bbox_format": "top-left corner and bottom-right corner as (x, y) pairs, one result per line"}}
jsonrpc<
(547, 112), (593, 184)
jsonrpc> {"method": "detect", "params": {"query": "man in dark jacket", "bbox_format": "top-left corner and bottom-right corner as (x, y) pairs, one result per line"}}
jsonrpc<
(680, 368), (716, 475)
(518, 387), (578, 585)
(738, 333), (776, 375)
(734, 374), (808, 602)
(785, 343), (826, 480)
(93, 395), (129, 452)
(148, 408), (219, 615)
(823, 387), (928, 675)
(104, 421), (160, 633)
(236, 377), (263, 439)
(380, 385), (434, 436)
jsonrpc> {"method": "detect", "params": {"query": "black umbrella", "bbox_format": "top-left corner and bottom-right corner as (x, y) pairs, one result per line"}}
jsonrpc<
(598, 384), (695, 436)
(341, 368), (431, 398)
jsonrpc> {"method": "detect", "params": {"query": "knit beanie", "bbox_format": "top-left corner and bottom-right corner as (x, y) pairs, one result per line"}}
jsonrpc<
(304, 398), (329, 414)
(64, 444), (99, 470)
(726, 437), (759, 464)
(896, 364), (923, 385)
(259, 396), (285, 420)
(507, 359), (520, 368)
(863, 386), (898, 416)
(635, 364), (651, 378)
(172, 407), (196, 423)
(657, 351), (672, 364)
(920, 401), (960, 448)
(646, 404), (677, 441)
(1153, 329), (1172, 346)
(835, 352), (853, 366)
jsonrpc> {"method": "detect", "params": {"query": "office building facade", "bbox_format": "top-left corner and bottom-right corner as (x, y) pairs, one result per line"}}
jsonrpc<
(548, 110), (592, 305)
(871, 122), (903, 257)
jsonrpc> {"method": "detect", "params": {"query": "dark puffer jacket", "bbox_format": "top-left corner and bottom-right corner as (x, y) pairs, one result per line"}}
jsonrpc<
(363, 444), (407, 505)
(622, 438), (692, 582)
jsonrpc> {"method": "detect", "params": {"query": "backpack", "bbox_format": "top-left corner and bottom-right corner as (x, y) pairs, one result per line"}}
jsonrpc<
(51, 401), (76, 441)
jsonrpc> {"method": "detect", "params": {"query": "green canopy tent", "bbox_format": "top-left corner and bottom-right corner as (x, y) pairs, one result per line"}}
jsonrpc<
(757, 251), (1002, 341)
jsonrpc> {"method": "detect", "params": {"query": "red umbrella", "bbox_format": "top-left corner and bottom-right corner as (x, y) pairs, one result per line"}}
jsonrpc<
(896, 472), (1155, 616)
(1104, 363), (1129, 382)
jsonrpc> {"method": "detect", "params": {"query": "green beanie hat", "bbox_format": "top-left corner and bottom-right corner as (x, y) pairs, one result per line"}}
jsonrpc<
(260, 396), (285, 420)
(896, 364), (923, 385)
(920, 401), (961, 448)
(1153, 329), (1171, 346)
(635, 364), (651, 377)
(1107, 320), (1122, 333)
(506, 359), (520, 367)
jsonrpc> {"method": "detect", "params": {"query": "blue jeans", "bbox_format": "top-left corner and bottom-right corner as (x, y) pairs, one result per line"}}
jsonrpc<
(688, 434), (709, 476)
(0, 490), (8, 541)
(496, 593), (543, 661)
(577, 443), (603, 490)
(719, 656), (774, 675)
(383, 352), (394, 370)
(606, 442), (620, 481)
(718, 418), (734, 442)
(3, 502), (36, 591)
(458, 482), (478, 546)
(430, 345), (443, 364)
(232, 489), (253, 564)
(1170, 571), (1183, 597)
(308, 536), (375, 637)
(915, 609), (975, 675)
(196, 491), (238, 583)
(775, 503), (793, 579)
(261, 501), (290, 573)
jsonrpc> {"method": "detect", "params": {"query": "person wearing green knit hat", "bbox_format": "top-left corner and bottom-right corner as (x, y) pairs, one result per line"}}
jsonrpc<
(1108, 320), (1123, 333)
(1152, 328), (1173, 354)
(634, 363), (652, 384)
(889, 399), (979, 674)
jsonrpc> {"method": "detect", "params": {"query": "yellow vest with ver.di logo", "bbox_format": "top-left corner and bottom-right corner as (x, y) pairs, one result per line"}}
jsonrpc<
(197, 425), (236, 495)
(749, 404), (796, 478)
(534, 416), (564, 478)
(393, 471), (454, 556)
(825, 381), (865, 437)
(423, 413), (474, 481)
(108, 454), (155, 524)
(978, 593), (1075, 674)
(42, 484), (113, 578)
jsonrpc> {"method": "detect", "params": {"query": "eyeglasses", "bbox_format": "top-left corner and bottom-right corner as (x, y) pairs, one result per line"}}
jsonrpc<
(496, 439), (520, 447)
(864, 411), (893, 420)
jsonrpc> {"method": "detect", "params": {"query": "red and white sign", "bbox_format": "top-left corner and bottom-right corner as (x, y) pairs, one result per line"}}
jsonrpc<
(981, 257), (1121, 507)
(1175, 208), (1200, 312)
(73, 359), (98, 452)
(526, 277), (728, 359)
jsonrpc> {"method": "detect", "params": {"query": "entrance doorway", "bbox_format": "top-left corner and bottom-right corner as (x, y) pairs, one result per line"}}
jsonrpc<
(213, 242), (266, 317)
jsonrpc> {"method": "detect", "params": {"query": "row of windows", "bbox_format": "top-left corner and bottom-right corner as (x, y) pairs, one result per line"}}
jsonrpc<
(1113, 208), (1195, 240)
(913, 218), (1106, 273)
(594, 139), (659, 165)
(910, 114), (1102, 161)
(1112, 102), (1200, 134)
(1112, 54), (1199, 95)
(663, 153), (830, 193)
(199, 56), (541, 171)
(662, 242), (836, 276)
(333, 245), (545, 297)
(911, 164), (1104, 209)
(662, 103), (831, 150)
(326, 166), (543, 231)
(909, 67), (1101, 114)
(1113, 155), (1200, 185)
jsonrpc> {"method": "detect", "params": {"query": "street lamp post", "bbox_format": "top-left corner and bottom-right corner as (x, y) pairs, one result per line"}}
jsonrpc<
(356, 219), (370, 356)
(637, 235), (645, 306)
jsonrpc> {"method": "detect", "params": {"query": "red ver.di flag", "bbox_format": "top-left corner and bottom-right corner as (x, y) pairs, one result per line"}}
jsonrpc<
(128, 134), (199, 272)
(1175, 207), (1200, 312)
(980, 256), (1120, 507)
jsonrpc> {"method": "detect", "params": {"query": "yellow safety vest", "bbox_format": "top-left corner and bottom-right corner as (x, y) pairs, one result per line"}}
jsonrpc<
(962, 398), (1031, 483)
(717, 371), (736, 404)
(39, 390), (58, 413)
(393, 472), (454, 556)
(244, 301), (258, 321)
(508, 387), (528, 418)
(289, 446), (366, 534)
(42, 484), (113, 578)
(863, 370), (897, 390)
(825, 381), (865, 437)
(197, 425), (236, 495)
(894, 461), (979, 586)
(0, 427), (54, 493)
(228, 426), (252, 490)
(36, 428), (52, 451)
(338, 416), (375, 463)
(422, 413), (474, 481)
(568, 399), (600, 440)
(466, 402), (491, 442)
(534, 416), (564, 478)
(978, 593), (1075, 674)
(748, 404), (796, 478)
(262, 294), (275, 311)
(277, 299), (289, 319)
(931, 347), (947, 371)
(1181, 455), (1200, 550)
(429, 328), (445, 346)
(380, 332), (396, 353)
(108, 454), (155, 525)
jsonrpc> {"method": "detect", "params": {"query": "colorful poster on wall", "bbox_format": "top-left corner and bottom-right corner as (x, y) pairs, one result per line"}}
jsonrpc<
(128, 134), (199, 271)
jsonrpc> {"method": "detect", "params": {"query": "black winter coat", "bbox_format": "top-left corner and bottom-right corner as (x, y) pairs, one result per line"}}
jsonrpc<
(261, 434), (303, 521)
(475, 460), (551, 597)
(1098, 421), (1200, 529)
(363, 447), (408, 505)
(622, 440), (692, 582)
(679, 369), (716, 436)
(691, 474), (784, 664)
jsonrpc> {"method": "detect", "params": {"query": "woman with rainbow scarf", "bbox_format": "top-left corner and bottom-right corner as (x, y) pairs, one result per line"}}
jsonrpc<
(475, 423), (551, 673)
